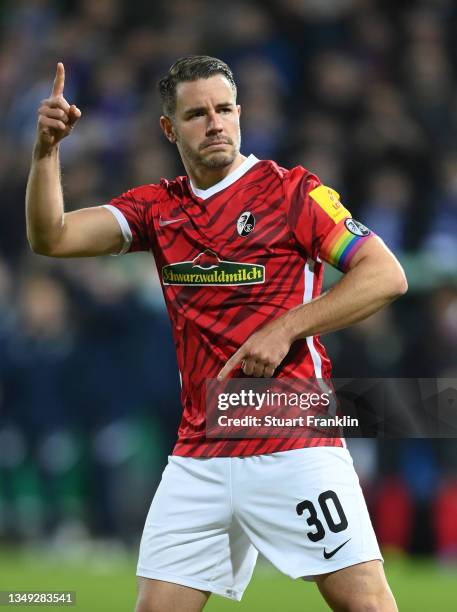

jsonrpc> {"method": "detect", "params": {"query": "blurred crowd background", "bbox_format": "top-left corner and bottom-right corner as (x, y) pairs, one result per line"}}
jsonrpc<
(0, 0), (457, 564)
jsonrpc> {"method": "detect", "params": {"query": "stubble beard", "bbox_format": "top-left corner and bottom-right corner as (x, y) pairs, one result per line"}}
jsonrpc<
(200, 151), (237, 169)
(178, 129), (241, 170)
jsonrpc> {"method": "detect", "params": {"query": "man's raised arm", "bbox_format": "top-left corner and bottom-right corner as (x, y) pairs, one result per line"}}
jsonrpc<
(26, 62), (124, 257)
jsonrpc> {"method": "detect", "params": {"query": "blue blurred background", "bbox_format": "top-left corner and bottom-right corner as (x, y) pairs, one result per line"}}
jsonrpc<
(0, 0), (456, 568)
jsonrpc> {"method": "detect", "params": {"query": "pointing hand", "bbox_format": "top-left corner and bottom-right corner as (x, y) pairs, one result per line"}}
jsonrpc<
(36, 62), (81, 150)
(217, 317), (294, 380)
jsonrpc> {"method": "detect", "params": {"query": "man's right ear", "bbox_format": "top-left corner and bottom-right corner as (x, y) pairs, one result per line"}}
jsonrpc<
(160, 116), (177, 143)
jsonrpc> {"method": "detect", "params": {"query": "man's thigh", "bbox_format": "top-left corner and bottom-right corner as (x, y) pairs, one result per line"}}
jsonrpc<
(233, 446), (382, 579)
(314, 560), (398, 612)
(135, 577), (210, 612)
(137, 456), (257, 602)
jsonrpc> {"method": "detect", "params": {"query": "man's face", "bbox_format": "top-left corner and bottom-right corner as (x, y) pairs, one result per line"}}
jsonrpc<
(170, 75), (241, 170)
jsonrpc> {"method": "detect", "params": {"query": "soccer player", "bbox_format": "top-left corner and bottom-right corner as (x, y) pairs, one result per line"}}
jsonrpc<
(26, 57), (406, 612)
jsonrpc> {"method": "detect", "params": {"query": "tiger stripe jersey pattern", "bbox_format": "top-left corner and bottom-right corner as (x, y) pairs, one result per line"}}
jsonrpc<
(104, 155), (374, 457)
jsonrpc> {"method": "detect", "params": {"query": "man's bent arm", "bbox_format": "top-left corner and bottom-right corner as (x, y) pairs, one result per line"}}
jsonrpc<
(218, 236), (407, 379)
(26, 62), (123, 258)
(283, 236), (408, 341)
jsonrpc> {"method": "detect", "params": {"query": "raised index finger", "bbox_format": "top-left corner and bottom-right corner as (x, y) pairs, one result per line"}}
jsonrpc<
(52, 62), (65, 97)
(217, 348), (245, 381)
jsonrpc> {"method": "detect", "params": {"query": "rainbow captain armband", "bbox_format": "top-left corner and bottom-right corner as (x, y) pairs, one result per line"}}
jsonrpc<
(320, 217), (373, 272)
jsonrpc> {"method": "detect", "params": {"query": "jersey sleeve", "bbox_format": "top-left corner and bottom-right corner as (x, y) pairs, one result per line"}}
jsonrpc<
(103, 187), (154, 254)
(285, 167), (374, 272)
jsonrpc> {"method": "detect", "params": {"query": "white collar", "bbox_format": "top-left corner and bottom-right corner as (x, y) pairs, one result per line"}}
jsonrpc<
(189, 154), (259, 200)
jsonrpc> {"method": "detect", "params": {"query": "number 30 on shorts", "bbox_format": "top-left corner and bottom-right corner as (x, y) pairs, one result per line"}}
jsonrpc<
(296, 490), (349, 542)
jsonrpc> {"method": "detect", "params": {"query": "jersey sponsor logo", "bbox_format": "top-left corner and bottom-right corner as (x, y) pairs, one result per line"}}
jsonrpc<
(309, 185), (350, 223)
(162, 249), (265, 286)
(344, 218), (370, 237)
(237, 211), (256, 236)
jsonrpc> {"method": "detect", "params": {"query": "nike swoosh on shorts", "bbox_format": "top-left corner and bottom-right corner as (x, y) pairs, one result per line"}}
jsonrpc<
(323, 538), (351, 559)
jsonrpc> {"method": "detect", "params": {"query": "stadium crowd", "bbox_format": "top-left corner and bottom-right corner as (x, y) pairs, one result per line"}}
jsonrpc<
(0, 0), (456, 561)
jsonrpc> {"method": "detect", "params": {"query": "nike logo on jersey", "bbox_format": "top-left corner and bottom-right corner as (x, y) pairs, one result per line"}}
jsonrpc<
(159, 217), (185, 227)
(323, 538), (351, 559)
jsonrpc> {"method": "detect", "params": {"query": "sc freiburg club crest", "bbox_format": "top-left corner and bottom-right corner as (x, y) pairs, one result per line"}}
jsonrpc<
(237, 211), (255, 236)
(162, 249), (265, 286)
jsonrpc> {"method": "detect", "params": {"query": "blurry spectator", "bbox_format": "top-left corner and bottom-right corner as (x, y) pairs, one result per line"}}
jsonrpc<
(363, 166), (414, 253)
(425, 287), (457, 377)
(330, 308), (406, 377)
(373, 476), (413, 554)
(4, 274), (75, 433)
(402, 6), (453, 143)
(355, 82), (426, 161)
(424, 153), (457, 263)
(434, 479), (457, 561)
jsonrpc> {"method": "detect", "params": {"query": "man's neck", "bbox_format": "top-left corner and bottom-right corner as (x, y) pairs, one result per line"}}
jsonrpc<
(185, 154), (246, 190)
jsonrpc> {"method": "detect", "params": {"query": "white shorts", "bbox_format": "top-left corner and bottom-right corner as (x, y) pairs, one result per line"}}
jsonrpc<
(137, 446), (382, 601)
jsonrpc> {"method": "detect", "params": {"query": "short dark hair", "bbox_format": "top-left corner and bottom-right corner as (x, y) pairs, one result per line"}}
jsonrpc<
(158, 55), (237, 117)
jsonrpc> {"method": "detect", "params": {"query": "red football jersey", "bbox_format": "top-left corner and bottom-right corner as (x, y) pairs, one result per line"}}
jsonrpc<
(105, 155), (373, 456)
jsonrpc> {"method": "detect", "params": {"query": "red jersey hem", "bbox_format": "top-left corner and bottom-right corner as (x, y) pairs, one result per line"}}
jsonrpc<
(172, 437), (344, 457)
